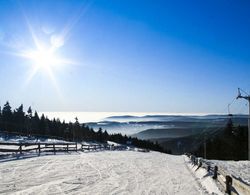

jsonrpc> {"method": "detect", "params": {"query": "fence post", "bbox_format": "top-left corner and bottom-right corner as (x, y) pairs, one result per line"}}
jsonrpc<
(67, 143), (69, 152)
(207, 165), (210, 172)
(213, 166), (218, 179)
(53, 143), (56, 155)
(38, 143), (41, 156)
(19, 144), (22, 154)
(75, 142), (77, 152)
(193, 156), (196, 164)
(194, 157), (198, 165)
(225, 175), (233, 195)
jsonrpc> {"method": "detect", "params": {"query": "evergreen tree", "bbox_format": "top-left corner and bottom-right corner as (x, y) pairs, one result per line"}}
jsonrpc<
(32, 111), (40, 135)
(39, 114), (47, 135)
(27, 107), (32, 119)
(0, 106), (2, 130)
(97, 128), (103, 142)
(14, 104), (26, 133)
(2, 101), (13, 132)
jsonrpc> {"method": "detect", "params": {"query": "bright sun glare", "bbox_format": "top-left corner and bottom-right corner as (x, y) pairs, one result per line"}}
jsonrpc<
(17, 32), (74, 96)
(17, 30), (73, 88)
(3, 2), (86, 98)
(26, 47), (60, 71)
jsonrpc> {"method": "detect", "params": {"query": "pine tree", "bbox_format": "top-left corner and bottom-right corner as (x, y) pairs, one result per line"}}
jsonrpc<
(97, 128), (104, 142)
(0, 106), (2, 130)
(27, 107), (32, 119)
(2, 101), (13, 132)
(14, 104), (25, 134)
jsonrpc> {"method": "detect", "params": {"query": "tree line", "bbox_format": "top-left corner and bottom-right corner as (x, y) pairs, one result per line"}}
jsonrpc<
(194, 118), (248, 160)
(0, 101), (171, 153)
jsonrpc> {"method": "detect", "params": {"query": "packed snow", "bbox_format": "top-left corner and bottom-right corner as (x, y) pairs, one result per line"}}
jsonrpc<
(0, 151), (222, 195)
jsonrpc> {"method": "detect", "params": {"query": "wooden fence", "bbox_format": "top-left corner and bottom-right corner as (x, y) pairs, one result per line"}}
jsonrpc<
(81, 144), (106, 151)
(81, 144), (127, 151)
(0, 142), (78, 156)
(187, 154), (250, 195)
(0, 142), (128, 157)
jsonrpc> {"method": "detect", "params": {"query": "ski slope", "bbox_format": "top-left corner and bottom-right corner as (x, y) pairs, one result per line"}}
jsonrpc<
(0, 151), (221, 195)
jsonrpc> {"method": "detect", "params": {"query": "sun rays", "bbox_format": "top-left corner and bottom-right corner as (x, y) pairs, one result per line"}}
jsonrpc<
(0, 0), (93, 105)
(17, 35), (71, 99)
(2, 1), (91, 96)
(19, 15), (71, 87)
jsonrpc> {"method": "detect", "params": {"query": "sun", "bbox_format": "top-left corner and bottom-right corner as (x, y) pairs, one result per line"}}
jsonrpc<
(18, 35), (74, 85)
(25, 47), (61, 72)
(7, 16), (77, 94)
(16, 36), (74, 96)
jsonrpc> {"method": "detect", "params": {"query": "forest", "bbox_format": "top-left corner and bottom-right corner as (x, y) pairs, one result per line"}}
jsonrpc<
(0, 102), (171, 154)
(194, 117), (248, 160)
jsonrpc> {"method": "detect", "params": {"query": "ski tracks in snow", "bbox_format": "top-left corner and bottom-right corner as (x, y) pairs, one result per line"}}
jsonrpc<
(0, 151), (213, 195)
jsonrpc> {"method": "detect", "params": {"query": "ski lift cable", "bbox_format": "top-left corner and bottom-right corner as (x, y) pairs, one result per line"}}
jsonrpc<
(198, 92), (248, 157)
(238, 88), (249, 96)
(200, 96), (237, 135)
(210, 93), (248, 131)
(228, 97), (237, 115)
(236, 102), (248, 115)
(228, 97), (237, 107)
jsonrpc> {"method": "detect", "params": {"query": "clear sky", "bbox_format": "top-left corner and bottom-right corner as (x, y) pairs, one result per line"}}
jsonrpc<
(0, 0), (249, 114)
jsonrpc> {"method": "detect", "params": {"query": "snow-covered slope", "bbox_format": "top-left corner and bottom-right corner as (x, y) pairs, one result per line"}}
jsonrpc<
(0, 151), (221, 195)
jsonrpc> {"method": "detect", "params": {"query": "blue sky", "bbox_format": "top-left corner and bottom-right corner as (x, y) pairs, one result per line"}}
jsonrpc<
(0, 0), (249, 114)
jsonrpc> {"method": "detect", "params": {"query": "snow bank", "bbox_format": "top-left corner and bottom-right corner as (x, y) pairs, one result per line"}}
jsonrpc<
(0, 133), (66, 144)
(0, 151), (220, 194)
(207, 159), (250, 185)
(185, 157), (223, 195)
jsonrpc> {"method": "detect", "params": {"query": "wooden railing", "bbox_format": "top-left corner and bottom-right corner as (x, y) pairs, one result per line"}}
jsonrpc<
(81, 144), (127, 151)
(0, 142), (128, 157)
(0, 142), (78, 156)
(186, 154), (250, 195)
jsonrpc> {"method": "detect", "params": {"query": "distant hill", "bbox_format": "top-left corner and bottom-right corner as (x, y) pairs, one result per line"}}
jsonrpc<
(151, 127), (223, 154)
(87, 114), (248, 137)
(132, 127), (202, 140)
(106, 115), (138, 119)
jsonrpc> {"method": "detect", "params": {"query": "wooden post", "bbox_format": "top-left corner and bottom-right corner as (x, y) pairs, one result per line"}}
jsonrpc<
(191, 155), (195, 164)
(207, 165), (210, 172)
(67, 144), (69, 152)
(38, 143), (41, 156)
(194, 157), (197, 165)
(53, 143), (56, 155)
(225, 175), (233, 195)
(19, 144), (22, 154)
(75, 142), (77, 152)
(213, 166), (218, 179)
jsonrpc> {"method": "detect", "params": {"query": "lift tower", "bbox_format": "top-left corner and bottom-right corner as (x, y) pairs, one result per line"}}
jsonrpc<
(236, 88), (250, 160)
